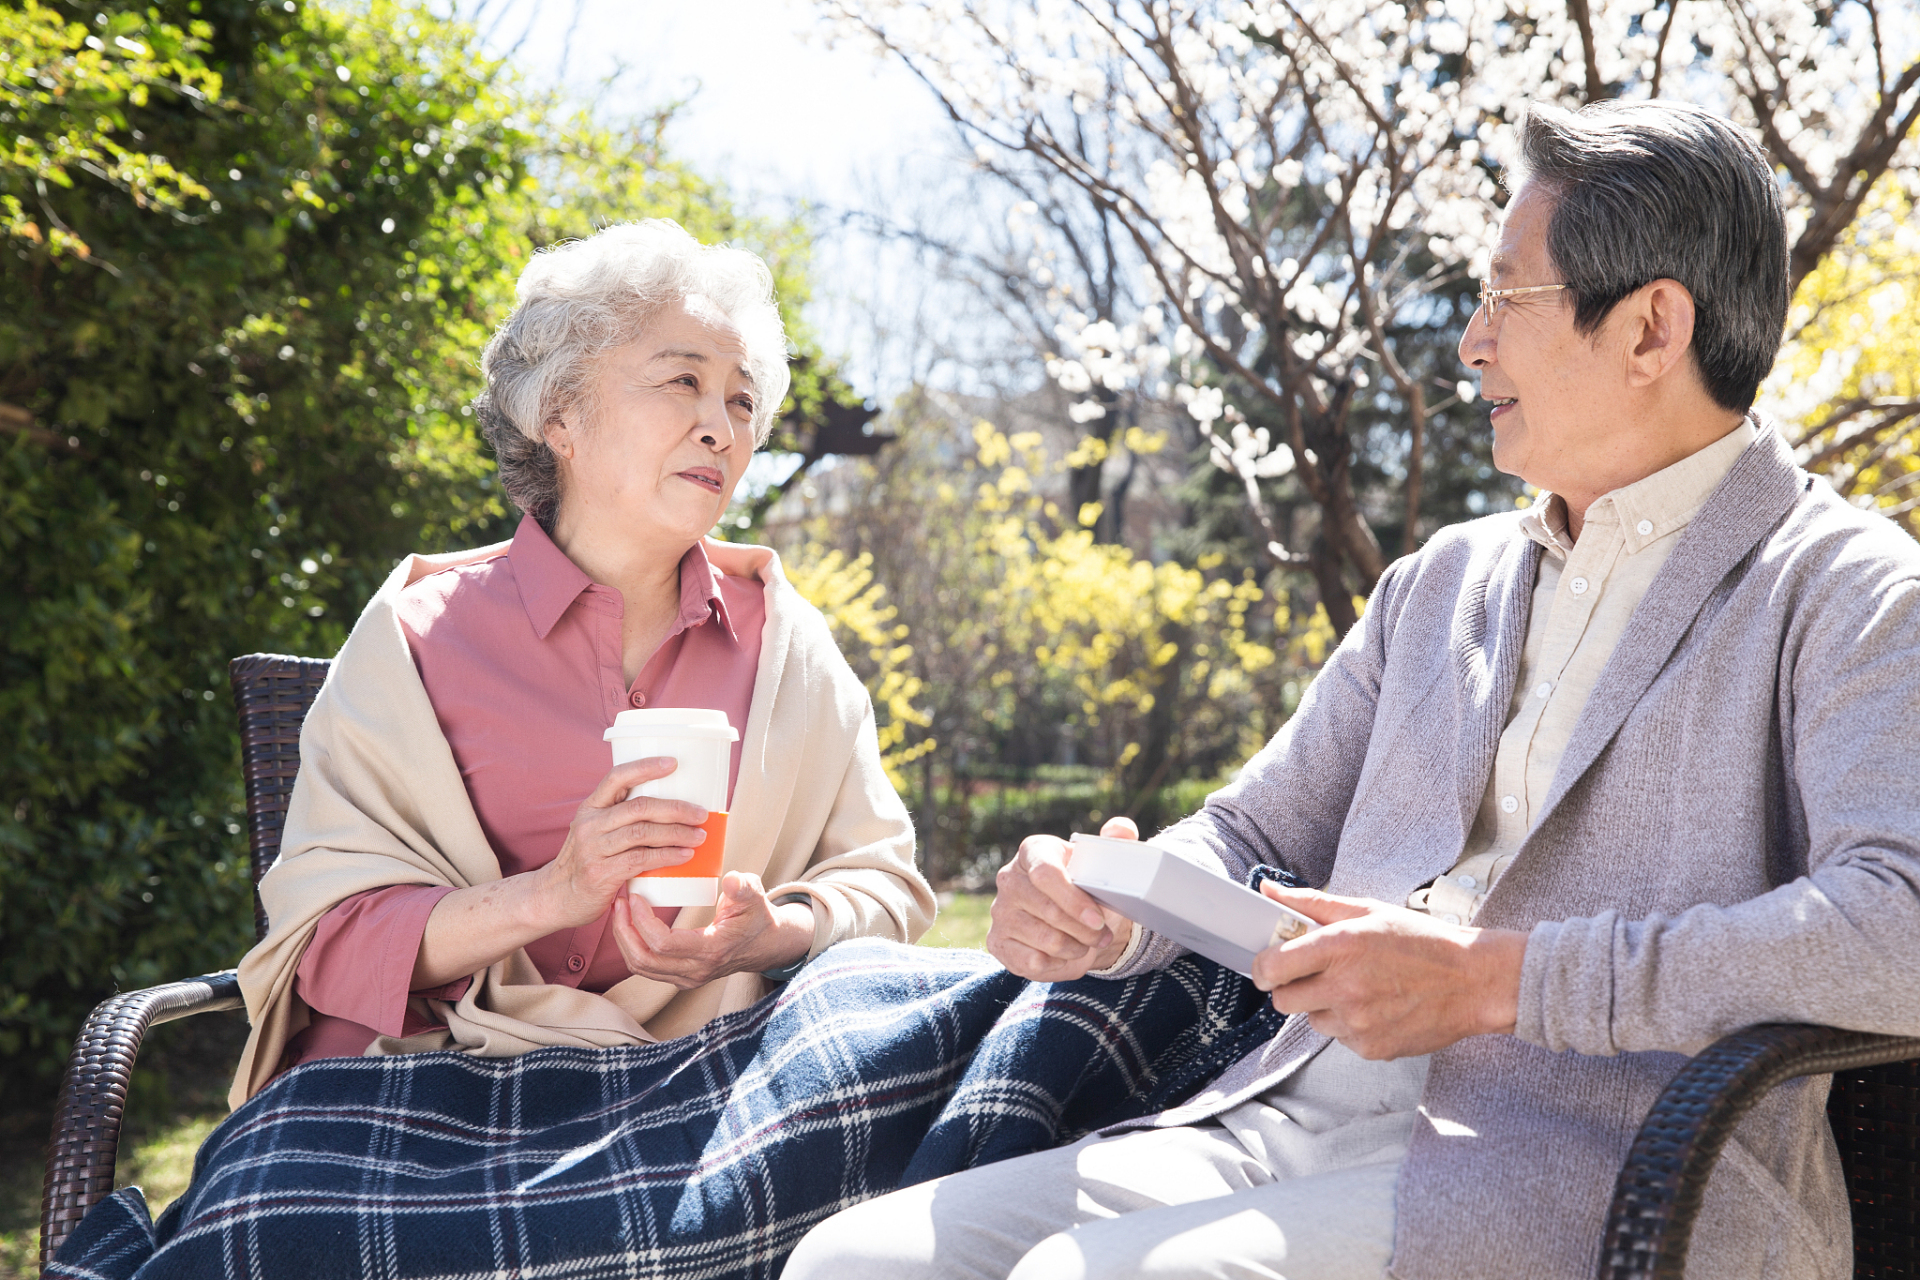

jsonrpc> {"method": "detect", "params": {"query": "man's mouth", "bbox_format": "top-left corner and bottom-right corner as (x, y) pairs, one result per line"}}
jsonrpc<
(677, 468), (725, 493)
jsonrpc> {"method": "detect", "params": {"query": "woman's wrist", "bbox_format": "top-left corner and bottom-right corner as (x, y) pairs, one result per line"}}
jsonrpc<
(755, 899), (815, 974)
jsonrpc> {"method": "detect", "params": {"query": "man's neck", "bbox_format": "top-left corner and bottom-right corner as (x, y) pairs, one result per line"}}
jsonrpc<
(1557, 408), (1746, 543)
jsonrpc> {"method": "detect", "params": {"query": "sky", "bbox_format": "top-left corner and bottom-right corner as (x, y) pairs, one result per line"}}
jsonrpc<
(460, 0), (1018, 494)
(468, 0), (948, 205)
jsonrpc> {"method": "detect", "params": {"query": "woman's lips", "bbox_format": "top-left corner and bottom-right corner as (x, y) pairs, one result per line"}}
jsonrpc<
(677, 468), (724, 493)
(1488, 396), (1518, 421)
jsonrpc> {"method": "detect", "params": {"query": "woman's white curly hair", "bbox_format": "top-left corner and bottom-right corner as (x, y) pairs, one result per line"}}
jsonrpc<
(473, 220), (791, 527)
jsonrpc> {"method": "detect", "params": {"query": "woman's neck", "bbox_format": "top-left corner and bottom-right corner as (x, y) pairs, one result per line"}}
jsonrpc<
(548, 510), (694, 682)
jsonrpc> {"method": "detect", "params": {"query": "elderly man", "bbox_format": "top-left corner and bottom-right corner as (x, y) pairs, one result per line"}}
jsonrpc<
(784, 100), (1920, 1280)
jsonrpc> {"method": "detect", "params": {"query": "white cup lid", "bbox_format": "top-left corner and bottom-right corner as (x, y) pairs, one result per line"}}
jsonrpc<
(604, 707), (739, 742)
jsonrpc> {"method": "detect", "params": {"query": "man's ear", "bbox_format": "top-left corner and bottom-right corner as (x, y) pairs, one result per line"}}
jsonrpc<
(1623, 278), (1698, 389)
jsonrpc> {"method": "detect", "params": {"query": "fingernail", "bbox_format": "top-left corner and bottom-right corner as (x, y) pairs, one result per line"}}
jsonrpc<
(1080, 910), (1104, 928)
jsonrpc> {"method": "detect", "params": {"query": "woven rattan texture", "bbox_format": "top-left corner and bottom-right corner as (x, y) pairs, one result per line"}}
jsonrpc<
(39, 655), (328, 1269)
(1600, 1024), (1920, 1280)
(38, 973), (243, 1266)
(229, 653), (331, 941)
(1831, 1056), (1920, 1277)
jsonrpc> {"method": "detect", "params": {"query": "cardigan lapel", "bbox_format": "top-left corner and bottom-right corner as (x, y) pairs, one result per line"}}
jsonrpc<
(1450, 530), (1541, 838)
(1527, 428), (1809, 833)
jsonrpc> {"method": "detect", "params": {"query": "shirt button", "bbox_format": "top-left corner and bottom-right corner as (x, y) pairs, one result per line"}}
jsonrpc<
(1534, 681), (1553, 699)
(1456, 874), (1477, 890)
(1501, 795), (1519, 814)
(629, 691), (647, 708)
(566, 954), (585, 973)
(1443, 913), (1462, 925)
(1637, 519), (1654, 536)
(1569, 576), (1590, 595)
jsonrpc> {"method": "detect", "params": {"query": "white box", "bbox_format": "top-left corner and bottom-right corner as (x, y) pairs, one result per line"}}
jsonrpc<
(1067, 834), (1317, 977)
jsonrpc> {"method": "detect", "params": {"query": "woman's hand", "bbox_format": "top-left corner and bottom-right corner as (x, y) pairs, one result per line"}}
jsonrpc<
(986, 816), (1139, 981)
(608, 871), (814, 989)
(410, 757), (713, 990)
(531, 757), (714, 933)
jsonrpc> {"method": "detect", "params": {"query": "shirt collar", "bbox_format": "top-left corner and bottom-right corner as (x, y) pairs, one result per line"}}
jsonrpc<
(1519, 415), (1759, 560)
(508, 514), (738, 644)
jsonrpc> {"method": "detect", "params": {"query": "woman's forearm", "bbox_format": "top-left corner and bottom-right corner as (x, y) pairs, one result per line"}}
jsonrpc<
(411, 873), (560, 990)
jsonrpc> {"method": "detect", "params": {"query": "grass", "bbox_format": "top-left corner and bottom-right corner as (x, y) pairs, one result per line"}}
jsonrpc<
(0, 893), (1000, 1278)
(920, 889), (993, 951)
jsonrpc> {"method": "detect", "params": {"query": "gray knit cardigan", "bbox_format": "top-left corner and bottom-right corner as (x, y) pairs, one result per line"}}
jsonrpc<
(1116, 426), (1920, 1279)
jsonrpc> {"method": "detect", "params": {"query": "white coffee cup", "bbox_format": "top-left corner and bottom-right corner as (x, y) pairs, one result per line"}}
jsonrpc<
(603, 708), (739, 907)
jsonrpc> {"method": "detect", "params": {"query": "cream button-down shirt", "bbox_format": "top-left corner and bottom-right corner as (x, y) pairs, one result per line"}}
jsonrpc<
(1410, 418), (1758, 925)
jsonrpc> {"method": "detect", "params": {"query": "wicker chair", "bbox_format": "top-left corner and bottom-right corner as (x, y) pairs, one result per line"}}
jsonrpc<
(36, 652), (1920, 1276)
(1600, 1027), (1920, 1278)
(38, 653), (330, 1269)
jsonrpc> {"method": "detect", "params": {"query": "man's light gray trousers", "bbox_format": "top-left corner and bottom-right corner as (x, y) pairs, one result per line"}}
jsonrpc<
(783, 1043), (1426, 1280)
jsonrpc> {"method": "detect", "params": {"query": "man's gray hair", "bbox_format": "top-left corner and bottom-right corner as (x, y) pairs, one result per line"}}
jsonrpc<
(1511, 100), (1789, 413)
(474, 220), (791, 527)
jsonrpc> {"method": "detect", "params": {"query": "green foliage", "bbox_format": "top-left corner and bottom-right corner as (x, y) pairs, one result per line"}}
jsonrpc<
(0, 0), (815, 1087)
(778, 401), (1312, 880)
(1765, 177), (1920, 538)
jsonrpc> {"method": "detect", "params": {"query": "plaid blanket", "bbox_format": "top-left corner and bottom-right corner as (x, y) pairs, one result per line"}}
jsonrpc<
(53, 938), (1282, 1280)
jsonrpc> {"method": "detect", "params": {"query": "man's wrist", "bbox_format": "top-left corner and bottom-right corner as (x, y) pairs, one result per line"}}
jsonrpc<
(1470, 926), (1527, 1035)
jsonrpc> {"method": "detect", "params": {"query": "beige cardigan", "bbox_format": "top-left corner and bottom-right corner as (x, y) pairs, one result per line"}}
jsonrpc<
(231, 537), (934, 1107)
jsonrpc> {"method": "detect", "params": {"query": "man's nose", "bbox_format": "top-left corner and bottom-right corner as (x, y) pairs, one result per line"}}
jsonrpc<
(1458, 313), (1492, 371)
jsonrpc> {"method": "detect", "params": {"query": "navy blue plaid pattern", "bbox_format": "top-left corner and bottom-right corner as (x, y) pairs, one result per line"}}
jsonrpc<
(53, 938), (1275, 1280)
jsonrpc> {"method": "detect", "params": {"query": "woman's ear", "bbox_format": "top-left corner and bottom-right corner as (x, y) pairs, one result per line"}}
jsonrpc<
(1624, 278), (1698, 389)
(542, 414), (576, 461)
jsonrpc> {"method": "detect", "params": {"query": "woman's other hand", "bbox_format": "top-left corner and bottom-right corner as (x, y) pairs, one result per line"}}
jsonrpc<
(533, 757), (712, 931)
(986, 816), (1139, 981)
(608, 871), (813, 989)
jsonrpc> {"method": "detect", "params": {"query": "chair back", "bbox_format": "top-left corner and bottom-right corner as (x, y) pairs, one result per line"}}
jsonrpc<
(228, 654), (332, 941)
(1827, 1057), (1920, 1274)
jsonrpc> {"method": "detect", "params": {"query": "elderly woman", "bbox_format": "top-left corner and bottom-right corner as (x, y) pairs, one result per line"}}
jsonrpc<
(48, 223), (1238, 1280)
(231, 219), (936, 1095)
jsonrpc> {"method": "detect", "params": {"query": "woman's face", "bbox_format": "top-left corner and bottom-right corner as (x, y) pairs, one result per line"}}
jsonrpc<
(547, 294), (759, 553)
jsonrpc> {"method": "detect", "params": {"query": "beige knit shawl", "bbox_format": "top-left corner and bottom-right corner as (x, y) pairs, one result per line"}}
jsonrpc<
(231, 537), (932, 1108)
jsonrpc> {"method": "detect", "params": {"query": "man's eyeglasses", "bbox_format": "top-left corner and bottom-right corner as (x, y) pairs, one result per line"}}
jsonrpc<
(1476, 281), (1570, 326)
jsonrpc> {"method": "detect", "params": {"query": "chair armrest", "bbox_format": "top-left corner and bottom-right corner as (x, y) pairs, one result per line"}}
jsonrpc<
(1598, 1022), (1920, 1280)
(39, 970), (244, 1269)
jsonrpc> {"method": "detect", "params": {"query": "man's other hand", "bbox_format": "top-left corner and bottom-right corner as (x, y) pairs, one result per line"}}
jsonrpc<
(1252, 884), (1527, 1060)
(988, 817), (1139, 981)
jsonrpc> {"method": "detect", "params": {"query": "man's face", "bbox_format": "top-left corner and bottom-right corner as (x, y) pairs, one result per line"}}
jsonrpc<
(1458, 182), (1622, 494)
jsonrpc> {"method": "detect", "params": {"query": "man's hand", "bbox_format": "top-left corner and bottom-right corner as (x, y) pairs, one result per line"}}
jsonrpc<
(1252, 884), (1527, 1060)
(987, 817), (1140, 981)
(608, 871), (814, 990)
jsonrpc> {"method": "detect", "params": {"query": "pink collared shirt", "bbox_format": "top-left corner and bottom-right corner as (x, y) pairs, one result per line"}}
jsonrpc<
(283, 516), (764, 1071)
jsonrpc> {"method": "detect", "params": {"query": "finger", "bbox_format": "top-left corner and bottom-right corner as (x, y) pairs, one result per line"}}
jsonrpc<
(998, 878), (1110, 950)
(612, 794), (710, 829)
(994, 904), (1110, 961)
(1027, 856), (1118, 937)
(618, 852), (700, 884)
(1097, 816), (1139, 840)
(1304, 1008), (1355, 1044)
(597, 817), (708, 853)
(1259, 882), (1376, 925)
(1251, 928), (1340, 991)
(588, 757), (683, 810)
(990, 934), (1083, 983)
